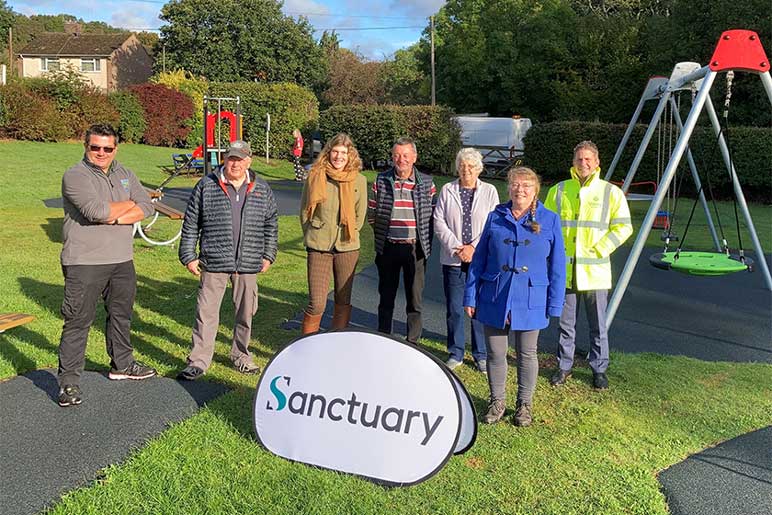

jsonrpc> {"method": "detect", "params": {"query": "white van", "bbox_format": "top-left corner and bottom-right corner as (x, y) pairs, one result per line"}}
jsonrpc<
(453, 115), (532, 175)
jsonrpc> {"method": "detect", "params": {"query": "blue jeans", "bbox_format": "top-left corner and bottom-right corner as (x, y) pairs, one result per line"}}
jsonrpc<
(443, 265), (486, 362)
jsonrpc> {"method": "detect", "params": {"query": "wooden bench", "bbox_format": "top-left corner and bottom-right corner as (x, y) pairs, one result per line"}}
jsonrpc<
(143, 187), (185, 220)
(0, 313), (34, 333)
(172, 153), (205, 175)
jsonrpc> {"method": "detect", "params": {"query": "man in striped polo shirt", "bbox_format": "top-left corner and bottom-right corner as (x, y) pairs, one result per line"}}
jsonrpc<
(369, 137), (437, 344)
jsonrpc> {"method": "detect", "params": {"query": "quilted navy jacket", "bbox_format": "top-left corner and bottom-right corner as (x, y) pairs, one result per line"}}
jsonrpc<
(179, 170), (278, 273)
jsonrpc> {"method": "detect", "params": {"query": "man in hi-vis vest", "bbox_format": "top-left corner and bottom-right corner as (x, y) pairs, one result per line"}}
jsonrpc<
(544, 141), (632, 390)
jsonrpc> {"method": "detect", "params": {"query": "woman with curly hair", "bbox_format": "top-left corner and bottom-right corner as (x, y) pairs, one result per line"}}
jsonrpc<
(300, 133), (368, 334)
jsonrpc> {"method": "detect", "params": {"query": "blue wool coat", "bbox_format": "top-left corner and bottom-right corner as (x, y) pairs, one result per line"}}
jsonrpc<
(464, 201), (566, 330)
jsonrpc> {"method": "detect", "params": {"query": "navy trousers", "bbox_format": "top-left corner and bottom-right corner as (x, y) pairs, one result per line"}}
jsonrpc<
(442, 265), (485, 362)
(557, 289), (609, 374)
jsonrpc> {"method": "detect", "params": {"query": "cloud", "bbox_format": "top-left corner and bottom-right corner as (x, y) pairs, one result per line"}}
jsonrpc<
(385, 0), (444, 18)
(282, 0), (331, 15)
(109, 4), (161, 30)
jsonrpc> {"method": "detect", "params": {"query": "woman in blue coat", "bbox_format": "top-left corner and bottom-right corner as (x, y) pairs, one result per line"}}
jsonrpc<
(464, 167), (565, 426)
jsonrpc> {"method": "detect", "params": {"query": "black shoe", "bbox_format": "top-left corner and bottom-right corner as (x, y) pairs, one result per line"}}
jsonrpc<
(177, 365), (204, 381)
(593, 372), (609, 390)
(550, 369), (572, 386)
(58, 384), (82, 407)
(108, 361), (157, 380)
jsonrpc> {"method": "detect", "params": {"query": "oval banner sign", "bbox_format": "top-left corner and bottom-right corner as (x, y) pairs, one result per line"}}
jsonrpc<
(254, 330), (475, 486)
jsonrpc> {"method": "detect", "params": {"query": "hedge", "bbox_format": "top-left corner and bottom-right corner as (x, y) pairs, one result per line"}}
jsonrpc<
(207, 82), (319, 160)
(0, 78), (118, 142)
(319, 105), (462, 174)
(129, 83), (194, 147)
(523, 121), (772, 203)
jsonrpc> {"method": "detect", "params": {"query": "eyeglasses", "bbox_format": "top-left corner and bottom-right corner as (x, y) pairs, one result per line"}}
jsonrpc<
(510, 183), (534, 189)
(88, 145), (115, 153)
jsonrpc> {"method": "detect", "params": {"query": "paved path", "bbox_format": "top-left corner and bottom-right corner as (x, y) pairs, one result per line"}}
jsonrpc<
(0, 371), (227, 515)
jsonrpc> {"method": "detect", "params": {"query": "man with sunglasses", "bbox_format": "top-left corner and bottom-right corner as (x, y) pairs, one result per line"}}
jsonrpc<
(57, 124), (157, 407)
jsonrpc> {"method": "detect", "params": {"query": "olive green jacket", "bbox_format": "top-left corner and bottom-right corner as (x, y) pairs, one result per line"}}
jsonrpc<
(300, 174), (368, 252)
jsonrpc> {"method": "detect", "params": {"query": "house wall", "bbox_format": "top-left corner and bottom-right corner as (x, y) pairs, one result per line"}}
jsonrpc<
(19, 56), (109, 89)
(110, 36), (153, 90)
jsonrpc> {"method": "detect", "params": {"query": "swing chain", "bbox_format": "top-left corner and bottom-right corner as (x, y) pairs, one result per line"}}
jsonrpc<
(723, 71), (734, 119)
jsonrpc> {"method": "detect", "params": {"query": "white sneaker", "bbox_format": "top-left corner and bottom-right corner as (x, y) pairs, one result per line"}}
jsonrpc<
(445, 358), (462, 370)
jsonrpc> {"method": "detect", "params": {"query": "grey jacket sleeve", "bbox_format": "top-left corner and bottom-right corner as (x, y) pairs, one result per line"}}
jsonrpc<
(127, 171), (154, 218)
(62, 169), (111, 223)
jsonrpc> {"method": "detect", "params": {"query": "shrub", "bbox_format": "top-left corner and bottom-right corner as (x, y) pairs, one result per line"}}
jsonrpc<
(70, 89), (120, 140)
(152, 70), (208, 148)
(109, 91), (147, 144)
(129, 83), (194, 147)
(208, 82), (318, 159)
(320, 105), (461, 174)
(523, 121), (772, 203)
(0, 83), (72, 141)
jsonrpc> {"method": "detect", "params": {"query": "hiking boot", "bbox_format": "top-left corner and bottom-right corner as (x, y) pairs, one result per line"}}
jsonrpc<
(108, 361), (157, 381)
(593, 372), (609, 390)
(481, 399), (506, 424)
(475, 359), (488, 375)
(177, 365), (204, 381)
(235, 361), (260, 375)
(58, 384), (82, 407)
(550, 369), (572, 386)
(445, 358), (462, 370)
(513, 401), (532, 427)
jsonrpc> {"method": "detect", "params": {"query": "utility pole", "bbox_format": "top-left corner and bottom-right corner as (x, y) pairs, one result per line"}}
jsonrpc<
(162, 43), (166, 73)
(8, 27), (12, 76)
(430, 16), (436, 106)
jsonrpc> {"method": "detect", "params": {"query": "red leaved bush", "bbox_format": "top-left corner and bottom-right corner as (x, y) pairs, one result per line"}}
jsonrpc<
(129, 83), (194, 147)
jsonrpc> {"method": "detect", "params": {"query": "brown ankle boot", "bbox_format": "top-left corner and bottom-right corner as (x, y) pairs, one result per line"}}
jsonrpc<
(301, 312), (322, 335)
(330, 304), (352, 330)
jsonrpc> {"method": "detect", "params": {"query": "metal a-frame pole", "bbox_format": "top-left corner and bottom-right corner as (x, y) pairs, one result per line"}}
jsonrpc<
(704, 97), (772, 290)
(620, 91), (671, 193)
(605, 77), (670, 181)
(668, 95), (722, 251)
(606, 69), (717, 327)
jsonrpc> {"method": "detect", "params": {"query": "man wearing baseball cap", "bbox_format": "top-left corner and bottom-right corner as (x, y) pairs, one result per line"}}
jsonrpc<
(177, 140), (279, 380)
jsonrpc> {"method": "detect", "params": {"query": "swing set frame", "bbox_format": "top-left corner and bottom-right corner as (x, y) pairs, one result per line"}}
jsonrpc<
(605, 29), (772, 327)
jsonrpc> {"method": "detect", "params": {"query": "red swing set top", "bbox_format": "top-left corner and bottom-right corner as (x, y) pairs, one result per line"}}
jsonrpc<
(709, 29), (770, 73)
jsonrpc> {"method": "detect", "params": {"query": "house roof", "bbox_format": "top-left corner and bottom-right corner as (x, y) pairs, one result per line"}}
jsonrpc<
(18, 33), (132, 57)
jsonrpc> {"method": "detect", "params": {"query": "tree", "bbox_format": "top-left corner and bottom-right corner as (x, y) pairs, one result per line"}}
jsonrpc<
(382, 44), (429, 105)
(0, 1), (15, 66)
(158, 0), (327, 91)
(320, 48), (384, 107)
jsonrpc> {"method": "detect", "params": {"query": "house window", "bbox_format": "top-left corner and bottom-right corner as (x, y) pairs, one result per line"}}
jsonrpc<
(80, 58), (101, 72)
(40, 57), (60, 72)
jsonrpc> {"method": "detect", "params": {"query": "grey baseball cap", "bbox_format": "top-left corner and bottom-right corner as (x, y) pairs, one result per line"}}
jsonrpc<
(224, 140), (252, 159)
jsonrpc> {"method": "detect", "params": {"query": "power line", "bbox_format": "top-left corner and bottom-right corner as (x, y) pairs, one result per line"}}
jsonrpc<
(315, 26), (424, 31)
(124, 0), (424, 19)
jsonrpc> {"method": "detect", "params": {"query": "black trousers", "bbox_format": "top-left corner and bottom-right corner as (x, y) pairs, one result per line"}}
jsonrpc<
(58, 261), (137, 386)
(375, 241), (426, 343)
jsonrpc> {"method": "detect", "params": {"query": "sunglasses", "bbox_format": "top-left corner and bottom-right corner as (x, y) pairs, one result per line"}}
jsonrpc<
(88, 145), (115, 153)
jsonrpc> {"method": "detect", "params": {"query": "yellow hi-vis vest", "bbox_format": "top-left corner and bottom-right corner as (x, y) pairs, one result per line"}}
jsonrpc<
(544, 167), (633, 291)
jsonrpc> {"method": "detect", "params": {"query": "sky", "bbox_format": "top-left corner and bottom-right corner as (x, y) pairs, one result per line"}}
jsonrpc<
(8, 0), (445, 60)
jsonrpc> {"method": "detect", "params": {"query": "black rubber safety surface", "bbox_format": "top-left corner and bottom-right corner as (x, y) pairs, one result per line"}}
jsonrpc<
(0, 370), (227, 515)
(659, 426), (772, 515)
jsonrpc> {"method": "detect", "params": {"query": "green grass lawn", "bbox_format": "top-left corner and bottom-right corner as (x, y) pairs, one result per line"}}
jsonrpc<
(0, 141), (770, 515)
